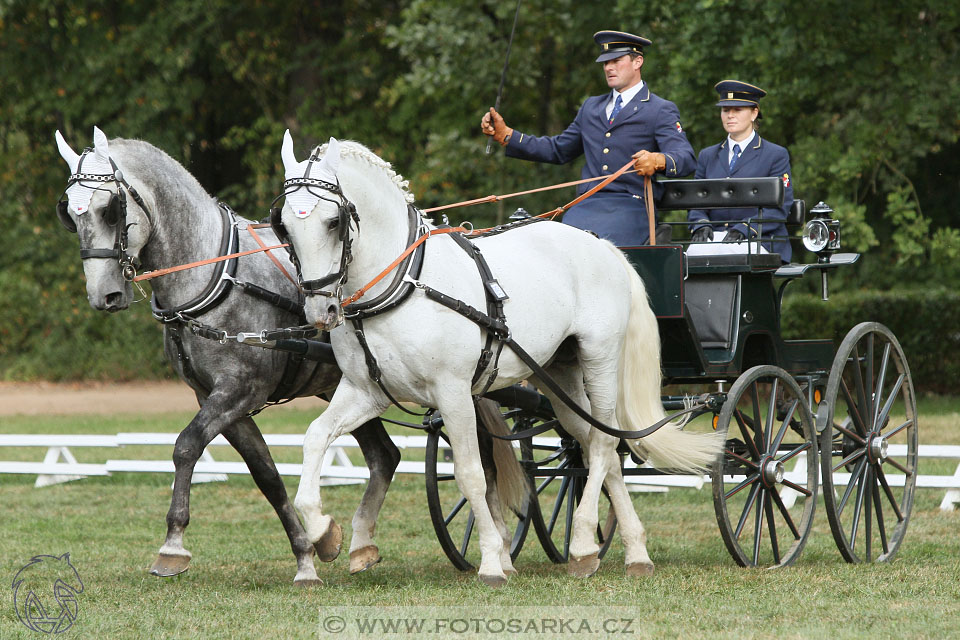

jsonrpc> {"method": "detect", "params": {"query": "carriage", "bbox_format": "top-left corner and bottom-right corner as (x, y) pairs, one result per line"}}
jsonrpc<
(56, 129), (917, 584)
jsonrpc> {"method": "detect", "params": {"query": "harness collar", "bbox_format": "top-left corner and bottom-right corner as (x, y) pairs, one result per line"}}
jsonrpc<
(151, 202), (240, 323)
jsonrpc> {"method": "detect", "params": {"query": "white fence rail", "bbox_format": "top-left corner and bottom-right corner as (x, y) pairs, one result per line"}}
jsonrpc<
(1, 434), (958, 511)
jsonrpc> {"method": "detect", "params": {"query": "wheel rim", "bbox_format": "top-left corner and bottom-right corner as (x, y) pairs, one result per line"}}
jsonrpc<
(712, 365), (819, 568)
(527, 433), (617, 563)
(820, 323), (918, 563)
(425, 420), (532, 572)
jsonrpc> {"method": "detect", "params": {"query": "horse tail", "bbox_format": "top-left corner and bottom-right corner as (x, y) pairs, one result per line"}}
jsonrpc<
(475, 398), (526, 514)
(607, 245), (724, 473)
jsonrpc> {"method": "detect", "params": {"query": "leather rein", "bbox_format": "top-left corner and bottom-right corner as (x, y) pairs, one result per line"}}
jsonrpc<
(291, 164), (677, 439)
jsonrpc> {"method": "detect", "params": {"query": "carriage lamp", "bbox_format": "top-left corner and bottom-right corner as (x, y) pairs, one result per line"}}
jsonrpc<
(801, 201), (841, 260)
(801, 201), (842, 301)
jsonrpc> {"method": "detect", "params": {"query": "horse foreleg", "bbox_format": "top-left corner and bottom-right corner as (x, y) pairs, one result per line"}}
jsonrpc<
(348, 418), (400, 574)
(152, 391), (246, 578)
(439, 400), (508, 587)
(221, 417), (321, 586)
(295, 383), (383, 564)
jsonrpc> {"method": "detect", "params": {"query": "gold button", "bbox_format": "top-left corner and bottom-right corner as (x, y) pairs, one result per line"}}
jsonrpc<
(603, 148), (609, 154)
(602, 165), (608, 171)
(605, 132), (611, 138)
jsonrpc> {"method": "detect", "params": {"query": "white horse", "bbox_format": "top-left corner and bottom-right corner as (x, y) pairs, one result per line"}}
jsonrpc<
(277, 132), (723, 586)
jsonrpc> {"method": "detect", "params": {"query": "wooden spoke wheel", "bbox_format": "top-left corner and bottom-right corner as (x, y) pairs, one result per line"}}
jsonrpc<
(424, 410), (534, 572)
(819, 322), (918, 563)
(712, 365), (819, 567)
(526, 432), (618, 564)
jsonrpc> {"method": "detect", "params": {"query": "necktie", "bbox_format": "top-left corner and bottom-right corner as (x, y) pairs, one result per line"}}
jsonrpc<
(729, 144), (741, 172)
(608, 95), (623, 124)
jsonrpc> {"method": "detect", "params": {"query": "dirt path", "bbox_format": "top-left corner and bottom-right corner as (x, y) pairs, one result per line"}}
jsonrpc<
(0, 381), (327, 416)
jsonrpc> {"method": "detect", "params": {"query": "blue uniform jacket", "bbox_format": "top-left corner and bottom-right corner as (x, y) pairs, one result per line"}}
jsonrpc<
(504, 84), (695, 246)
(687, 136), (794, 262)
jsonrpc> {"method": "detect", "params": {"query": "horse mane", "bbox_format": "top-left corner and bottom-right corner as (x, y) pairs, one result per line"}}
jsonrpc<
(108, 138), (211, 201)
(314, 140), (416, 204)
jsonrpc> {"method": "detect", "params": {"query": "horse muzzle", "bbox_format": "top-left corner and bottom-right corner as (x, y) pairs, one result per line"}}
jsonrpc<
(306, 297), (344, 331)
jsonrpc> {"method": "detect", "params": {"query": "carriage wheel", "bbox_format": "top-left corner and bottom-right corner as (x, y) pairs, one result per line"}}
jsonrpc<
(424, 416), (533, 572)
(819, 322), (918, 563)
(712, 365), (818, 567)
(526, 434), (618, 564)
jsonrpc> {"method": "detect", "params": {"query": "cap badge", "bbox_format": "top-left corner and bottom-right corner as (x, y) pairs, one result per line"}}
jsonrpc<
(727, 92), (734, 99)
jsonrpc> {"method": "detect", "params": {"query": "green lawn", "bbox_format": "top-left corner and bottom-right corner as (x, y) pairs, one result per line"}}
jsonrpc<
(1, 398), (959, 639)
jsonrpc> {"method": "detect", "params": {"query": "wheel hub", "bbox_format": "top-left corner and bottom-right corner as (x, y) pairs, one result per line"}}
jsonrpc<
(761, 457), (785, 487)
(869, 435), (889, 463)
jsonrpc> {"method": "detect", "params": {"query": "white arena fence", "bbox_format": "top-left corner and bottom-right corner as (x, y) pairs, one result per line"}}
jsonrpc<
(1, 433), (958, 511)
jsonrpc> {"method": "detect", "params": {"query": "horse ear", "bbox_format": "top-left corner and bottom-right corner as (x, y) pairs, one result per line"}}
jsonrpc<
(281, 129), (299, 171)
(93, 126), (110, 160)
(55, 130), (80, 173)
(316, 137), (340, 182)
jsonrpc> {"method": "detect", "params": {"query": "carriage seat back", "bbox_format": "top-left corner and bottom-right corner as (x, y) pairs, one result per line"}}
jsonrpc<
(657, 177), (784, 210)
(787, 199), (805, 227)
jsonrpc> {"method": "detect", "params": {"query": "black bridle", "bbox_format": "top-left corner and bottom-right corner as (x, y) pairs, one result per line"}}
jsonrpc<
(57, 150), (153, 281)
(269, 152), (359, 301)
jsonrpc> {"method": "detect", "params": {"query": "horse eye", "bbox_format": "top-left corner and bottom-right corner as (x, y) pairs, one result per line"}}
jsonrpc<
(327, 218), (340, 231)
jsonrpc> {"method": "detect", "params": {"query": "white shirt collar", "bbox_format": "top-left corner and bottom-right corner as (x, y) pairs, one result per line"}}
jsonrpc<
(606, 80), (645, 118)
(727, 130), (756, 162)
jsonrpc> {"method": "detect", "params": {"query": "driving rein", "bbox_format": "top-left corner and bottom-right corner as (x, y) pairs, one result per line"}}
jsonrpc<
(283, 179), (697, 440)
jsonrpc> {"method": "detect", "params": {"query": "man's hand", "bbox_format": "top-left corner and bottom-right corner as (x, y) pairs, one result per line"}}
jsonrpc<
(632, 150), (666, 176)
(723, 229), (746, 243)
(691, 226), (713, 243)
(481, 108), (513, 146)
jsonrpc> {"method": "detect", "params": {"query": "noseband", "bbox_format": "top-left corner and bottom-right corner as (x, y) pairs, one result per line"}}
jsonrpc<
(57, 151), (153, 281)
(270, 165), (359, 301)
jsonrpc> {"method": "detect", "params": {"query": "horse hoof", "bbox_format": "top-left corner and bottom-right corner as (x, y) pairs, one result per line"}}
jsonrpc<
(625, 561), (655, 577)
(294, 576), (323, 588)
(503, 566), (518, 576)
(315, 520), (343, 563)
(149, 553), (191, 577)
(568, 553), (600, 578)
(478, 572), (508, 588)
(349, 546), (382, 574)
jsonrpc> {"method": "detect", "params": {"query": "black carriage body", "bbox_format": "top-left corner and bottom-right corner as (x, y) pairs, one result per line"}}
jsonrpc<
(626, 246), (835, 384)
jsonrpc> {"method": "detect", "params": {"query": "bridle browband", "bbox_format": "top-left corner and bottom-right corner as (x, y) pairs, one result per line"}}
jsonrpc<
(57, 150), (154, 282)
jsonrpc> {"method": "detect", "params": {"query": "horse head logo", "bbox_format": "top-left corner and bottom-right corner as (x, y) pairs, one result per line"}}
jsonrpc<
(11, 553), (84, 634)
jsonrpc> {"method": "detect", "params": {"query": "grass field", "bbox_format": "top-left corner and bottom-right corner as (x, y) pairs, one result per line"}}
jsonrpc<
(1, 397), (959, 639)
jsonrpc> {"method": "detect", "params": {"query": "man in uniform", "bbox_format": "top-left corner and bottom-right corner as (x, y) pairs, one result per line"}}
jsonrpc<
(481, 30), (695, 246)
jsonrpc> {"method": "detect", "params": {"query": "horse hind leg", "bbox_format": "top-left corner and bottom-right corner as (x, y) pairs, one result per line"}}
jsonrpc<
(596, 458), (654, 576)
(221, 417), (322, 586)
(348, 418), (401, 574)
(475, 404), (517, 576)
(530, 365), (618, 578)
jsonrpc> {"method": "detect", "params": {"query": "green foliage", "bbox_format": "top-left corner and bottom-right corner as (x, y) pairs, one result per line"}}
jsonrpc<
(0, 0), (958, 380)
(782, 288), (960, 394)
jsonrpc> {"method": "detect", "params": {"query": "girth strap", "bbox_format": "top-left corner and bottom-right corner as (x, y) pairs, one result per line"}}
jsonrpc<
(443, 230), (508, 392)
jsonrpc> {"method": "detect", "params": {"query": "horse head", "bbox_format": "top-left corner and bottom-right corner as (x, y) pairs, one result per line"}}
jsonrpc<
(278, 130), (351, 330)
(55, 127), (152, 312)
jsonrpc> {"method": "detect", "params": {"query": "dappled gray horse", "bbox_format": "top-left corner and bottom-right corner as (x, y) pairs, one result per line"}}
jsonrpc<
(55, 127), (400, 584)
